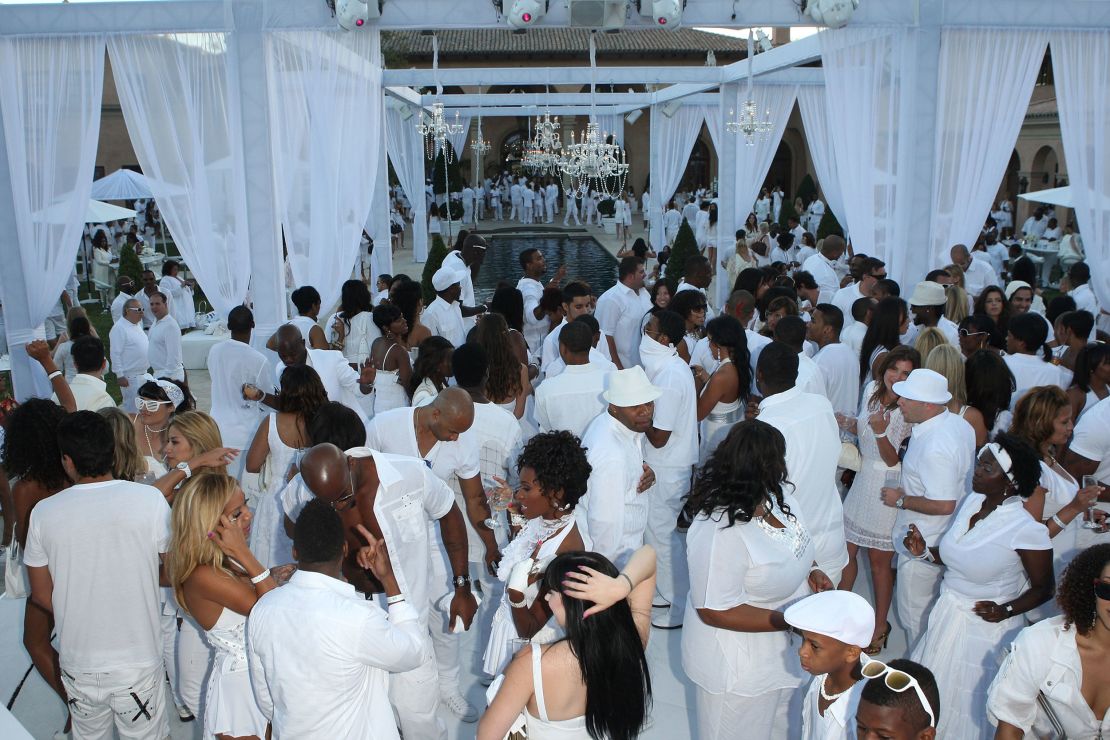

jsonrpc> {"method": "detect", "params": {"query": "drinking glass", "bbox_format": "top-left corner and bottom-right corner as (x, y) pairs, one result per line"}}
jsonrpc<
(1082, 475), (1102, 530)
(484, 477), (510, 531)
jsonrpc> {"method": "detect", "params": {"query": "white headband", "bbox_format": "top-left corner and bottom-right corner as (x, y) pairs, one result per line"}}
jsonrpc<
(980, 442), (1015, 482)
(140, 374), (185, 409)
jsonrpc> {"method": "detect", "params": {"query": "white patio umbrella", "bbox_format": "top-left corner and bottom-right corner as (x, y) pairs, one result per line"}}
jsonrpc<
(89, 168), (159, 200)
(33, 198), (136, 225)
(1018, 186), (1072, 209)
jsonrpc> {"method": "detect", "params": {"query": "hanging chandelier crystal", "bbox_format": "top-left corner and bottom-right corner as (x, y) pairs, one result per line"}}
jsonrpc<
(726, 29), (775, 147)
(471, 124), (491, 157)
(526, 108), (562, 175)
(417, 102), (465, 162)
(559, 121), (629, 199)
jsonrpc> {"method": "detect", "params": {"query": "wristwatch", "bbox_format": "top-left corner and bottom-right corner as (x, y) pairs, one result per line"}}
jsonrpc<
(452, 574), (472, 589)
(895, 495), (906, 509)
(176, 461), (192, 479)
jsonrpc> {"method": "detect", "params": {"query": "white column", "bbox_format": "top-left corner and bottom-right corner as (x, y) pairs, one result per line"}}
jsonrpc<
(714, 82), (740, 308)
(371, 119), (392, 279)
(230, 0), (286, 351)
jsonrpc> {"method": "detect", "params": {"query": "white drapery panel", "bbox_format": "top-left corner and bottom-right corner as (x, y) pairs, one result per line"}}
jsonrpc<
(108, 33), (252, 318)
(797, 86), (847, 235)
(820, 28), (907, 279)
(649, 105), (705, 247)
(266, 30), (383, 314)
(386, 107), (429, 262)
(729, 86), (798, 229)
(591, 112), (625, 146)
(1052, 31), (1110, 325)
(0, 36), (105, 399)
(701, 104), (722, 155)
(929, 29), (1047, 266)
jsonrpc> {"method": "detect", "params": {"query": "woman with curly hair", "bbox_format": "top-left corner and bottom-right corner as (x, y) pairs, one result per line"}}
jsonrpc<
(669, 288), (709, 360)
(988, 543), (1110, 738)
(2, 399), (71, 735)
(682, 419), (832, 739)
(245, 366), (327, 567)
(168, 472), (274, 739)
(481, 431), (592, 677)
(904, 432), (1054, 738)
(472, 312), (532, 424)
(408, 335), (455, 407)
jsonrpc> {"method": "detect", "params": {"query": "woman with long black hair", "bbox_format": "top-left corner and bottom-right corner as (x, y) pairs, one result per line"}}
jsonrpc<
(858, 296), (910, 384)
(326, 278), (379, 367)
(479, 546), (655, 740)
(692, 315), (750, 464)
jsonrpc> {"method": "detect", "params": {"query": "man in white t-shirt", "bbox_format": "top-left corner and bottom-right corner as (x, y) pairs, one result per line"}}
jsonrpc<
(907, 281), (960, 346)
(25, 411), (171, 740)
(517, 248), (566, 359)
(808, 304), (862, 417)
(595, 257), (651, 369)
(884, 369), (975, 645)
(210, 306), (270, 478)
(536, 321), (610, 437)
(640, 311), (698, 629)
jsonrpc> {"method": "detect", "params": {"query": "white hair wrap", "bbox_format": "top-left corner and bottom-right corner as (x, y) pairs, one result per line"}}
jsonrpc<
(140, 373), (185, 409)
(979, 442), (1015, 482)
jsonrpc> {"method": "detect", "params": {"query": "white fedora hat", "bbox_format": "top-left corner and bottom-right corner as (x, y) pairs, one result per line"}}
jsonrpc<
(603, 366), (663, 407)
(909, 281), (946, 307)
(893, 368), (952, 405)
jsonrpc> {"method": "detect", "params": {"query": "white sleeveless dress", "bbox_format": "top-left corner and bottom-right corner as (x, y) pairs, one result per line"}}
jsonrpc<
(248, 415), (301, 568)
(373, 342), (410, 414)
(698, 358), (742, 465)
(203, 607), (268, 738)
(524, 643), (590, 739)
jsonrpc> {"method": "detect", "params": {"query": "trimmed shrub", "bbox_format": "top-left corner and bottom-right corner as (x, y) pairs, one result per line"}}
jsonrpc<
(816, 209), (845, 240)
(117, 244), (143, 286)
(666, 218), (699, 284)
(421, 233), (450, 305)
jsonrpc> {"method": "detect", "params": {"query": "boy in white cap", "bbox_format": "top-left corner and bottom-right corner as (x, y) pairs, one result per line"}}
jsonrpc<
(785, 591), (875, 740)
(422, 265), (468, 346)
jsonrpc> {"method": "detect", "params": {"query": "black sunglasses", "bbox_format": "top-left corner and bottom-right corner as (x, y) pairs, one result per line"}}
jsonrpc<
(1096, 579), (1110, 601)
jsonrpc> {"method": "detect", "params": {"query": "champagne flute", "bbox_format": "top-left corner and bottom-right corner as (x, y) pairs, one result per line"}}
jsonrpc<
(1082, 475), (1102, 530)
(483, 476), (510, 531)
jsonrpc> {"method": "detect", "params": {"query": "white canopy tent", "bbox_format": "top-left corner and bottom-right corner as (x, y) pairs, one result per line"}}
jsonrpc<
(0, 0), (1109, 400)
(90, 167), (165, 200)
(1018, 186), (1073, 208)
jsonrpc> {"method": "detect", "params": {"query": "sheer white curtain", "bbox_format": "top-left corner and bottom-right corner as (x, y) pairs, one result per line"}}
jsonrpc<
(649, 104), (704, 248)
(109, 33), (252, 318)
(820, 28), (907, 277)
(797, 86), (847, 234)
(701, 104), (722, 154)
(929, 29), (1047, 266)
(591, 112), (625, 146)
(266, 30), (383, 313)
(0, 36), (105, 399)
(729, 86), (798, 230)
(1052, 31), (1110, 327)
(386, 107), (429, 262)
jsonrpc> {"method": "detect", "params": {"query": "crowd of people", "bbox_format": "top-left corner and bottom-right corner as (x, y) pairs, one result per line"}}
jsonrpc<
(1, 187), (1109, 740)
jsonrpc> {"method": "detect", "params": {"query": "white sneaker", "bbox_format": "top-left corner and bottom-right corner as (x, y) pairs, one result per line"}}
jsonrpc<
(440, 690), (479, 723)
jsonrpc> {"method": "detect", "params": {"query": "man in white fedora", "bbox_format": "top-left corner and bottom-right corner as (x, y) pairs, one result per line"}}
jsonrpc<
(576, 366), (661, 570)
(906, 281), (959, 347)
(881, 368), (974, 648)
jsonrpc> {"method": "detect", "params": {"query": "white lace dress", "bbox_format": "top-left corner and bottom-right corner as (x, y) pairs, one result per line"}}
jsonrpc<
(203, 607), (267, 738)
(842, 382), (912, 551)
(248, 415), (301, 568)
(482, 515), (588, 677)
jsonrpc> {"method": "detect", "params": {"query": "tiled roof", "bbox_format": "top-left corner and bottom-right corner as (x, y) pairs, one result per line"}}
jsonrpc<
(383, 28), (748, 61)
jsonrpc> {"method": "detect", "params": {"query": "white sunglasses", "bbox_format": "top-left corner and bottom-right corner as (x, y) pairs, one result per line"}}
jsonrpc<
(860, 655), (936, 728)
(135, 397), (172, 413)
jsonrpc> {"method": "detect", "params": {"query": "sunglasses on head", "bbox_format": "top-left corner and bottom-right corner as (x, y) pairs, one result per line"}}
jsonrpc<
(1096, 579), (1110, 601)
(135, 397), (172, 413)
(860, 655), (936, 728)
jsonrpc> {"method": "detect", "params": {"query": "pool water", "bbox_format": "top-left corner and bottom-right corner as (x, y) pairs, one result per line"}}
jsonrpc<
(474, 235), (618, 302)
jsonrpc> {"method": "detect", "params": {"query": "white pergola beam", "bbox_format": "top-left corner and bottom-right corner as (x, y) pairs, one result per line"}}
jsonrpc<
(385, 85), (426, 107)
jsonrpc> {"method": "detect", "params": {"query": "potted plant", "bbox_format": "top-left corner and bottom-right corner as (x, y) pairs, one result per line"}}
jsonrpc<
(597, 197), (617, 234)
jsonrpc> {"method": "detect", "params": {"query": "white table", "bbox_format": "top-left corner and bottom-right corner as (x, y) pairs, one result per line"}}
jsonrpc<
(1023, 240), (1061, 287)
(182, 331), (228, 370)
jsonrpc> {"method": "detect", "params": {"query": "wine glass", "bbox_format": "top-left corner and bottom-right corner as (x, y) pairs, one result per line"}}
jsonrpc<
(1082, 475), (1102, 530)
(483, 476), (510, 531)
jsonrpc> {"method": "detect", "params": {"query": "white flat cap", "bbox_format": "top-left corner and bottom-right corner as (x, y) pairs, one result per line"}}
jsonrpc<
(432, 265), (463, 292)
(784, 591), (875, 649)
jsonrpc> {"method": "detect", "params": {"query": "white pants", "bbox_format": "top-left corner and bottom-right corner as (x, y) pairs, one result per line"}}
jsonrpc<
(476, 199), (485, 221)
(510, 199), (522, 221)
(429, 531), (463, 696)
(545, 201), (555, 223)
(62, 662), (170, 740)
(896, 556), (943, 650)
(121, 375), (144, 414)
(523, 204), (533, 224)
(563, 204), (580, 225)
(390, 650), (448, 740)
(644, 464), (691, 614)
(493, 200), (502, 220)
(161, 606), (212, 715)
(462, 203), (474, 225)
(695, 686), (796, 740)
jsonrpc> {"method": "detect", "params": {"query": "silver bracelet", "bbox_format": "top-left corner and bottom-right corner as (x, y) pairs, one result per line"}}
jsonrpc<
(1050, 513), (1068, 529)
(250, 569), (271, 585)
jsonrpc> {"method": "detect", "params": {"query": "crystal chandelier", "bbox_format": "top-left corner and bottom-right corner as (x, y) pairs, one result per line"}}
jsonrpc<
(526, 107), (562, 175)
(726, 29), (775, 147)
(560, 121), (629, 199)
(417, 102), (464, 161)
(471, 86), (491, 158)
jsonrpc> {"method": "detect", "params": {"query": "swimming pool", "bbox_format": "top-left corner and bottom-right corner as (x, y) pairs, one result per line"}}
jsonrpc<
(474, 234), (618, 302)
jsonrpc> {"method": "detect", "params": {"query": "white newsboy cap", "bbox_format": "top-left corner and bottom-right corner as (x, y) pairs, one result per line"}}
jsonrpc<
(603, 366), (663, 407)
(909, 281), (947, 307)
(784, 591), (875, 649)
(432, 266), (463, 292)
(893, 368), (952, 405)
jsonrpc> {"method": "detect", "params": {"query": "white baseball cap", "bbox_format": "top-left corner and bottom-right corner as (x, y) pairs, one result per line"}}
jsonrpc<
(784, 591), (875, 649)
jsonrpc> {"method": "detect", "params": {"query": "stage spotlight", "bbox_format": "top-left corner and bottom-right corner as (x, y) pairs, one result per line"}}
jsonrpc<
(332, 0), (383, 31)
(639, 0), (685, 27)
(626, 109), (644, 125)
(661, 100), (682, 118)
(507, 0), (548, 28)
(804, 0), (860, 29)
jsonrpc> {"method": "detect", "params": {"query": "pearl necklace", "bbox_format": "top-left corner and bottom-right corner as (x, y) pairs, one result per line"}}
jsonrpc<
(143, 423), (168, 461)
(819, 674), (851, 702)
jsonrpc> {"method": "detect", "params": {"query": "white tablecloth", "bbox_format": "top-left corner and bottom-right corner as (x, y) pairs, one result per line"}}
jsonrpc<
(182, 331), (228, 370)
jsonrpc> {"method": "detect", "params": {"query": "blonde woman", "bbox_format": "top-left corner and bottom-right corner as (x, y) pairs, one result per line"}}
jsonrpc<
(724, 234), (759, 292)
(912, 326), (948, 365)
(152, 410), (239, 504)
(168, 473), (275, 740)
(945, 263), (973, 319)
(925, 344), (987, 447)
(98, 406), (159, 484)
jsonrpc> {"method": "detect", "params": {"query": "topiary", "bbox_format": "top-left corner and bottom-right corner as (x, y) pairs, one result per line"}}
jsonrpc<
(666, 218), (699, 285)
(597, 198), (616, 217)
(437, 201), (464, 220)
(431, 142), (464, 196)
(421, 233), (450, 305)
(777, 195), (799, 231)
(117, 244), (143, 287)
(794, 174), (818, 208)
(816, 208), (844, 240)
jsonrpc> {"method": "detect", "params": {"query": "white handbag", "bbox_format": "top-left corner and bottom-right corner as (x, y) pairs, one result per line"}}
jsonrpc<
(4, 540), (29, 599)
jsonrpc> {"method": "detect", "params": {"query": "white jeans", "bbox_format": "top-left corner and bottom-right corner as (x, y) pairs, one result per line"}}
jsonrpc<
(61, 662), (170, 740)
(390, 650), (448, 740)
(896, 556), (943, 650)
(695, 686), (796, 740)
(644, 463), (692, 614)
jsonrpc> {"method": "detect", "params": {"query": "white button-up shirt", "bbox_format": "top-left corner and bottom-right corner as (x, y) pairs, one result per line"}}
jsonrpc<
(247, 570), (431, 740)
(813, 342), (861, 417)
(801, 675), (863, 740)
(962, 256), (999, 298)
(577, 411), (647, 569)
(831, 282), (865, 327)
(59, 374), (116, 412)
(108, 317), (149, 380)
(421, 295), (466, 348)
(642, 351), (698, 469)
(207, 339), (271, 450)
(516, 276), (548, 356)
(595, 282), (651, 368)
(535, 362), (609, 438)
(987, 615), (1110, 739)
(894, 409), (975, 554)
(757, 386), (848, 578)
(802, 253), (840, 305)
(147, 314), (184, 382)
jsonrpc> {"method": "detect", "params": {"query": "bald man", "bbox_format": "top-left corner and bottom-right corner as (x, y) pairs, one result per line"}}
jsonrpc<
(300, 442), (475, 740)
(246, 324), (375, 422)
(949, 243), (997, 299)
(363, 387), (494, 722)
(802, 234), (847, 304)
